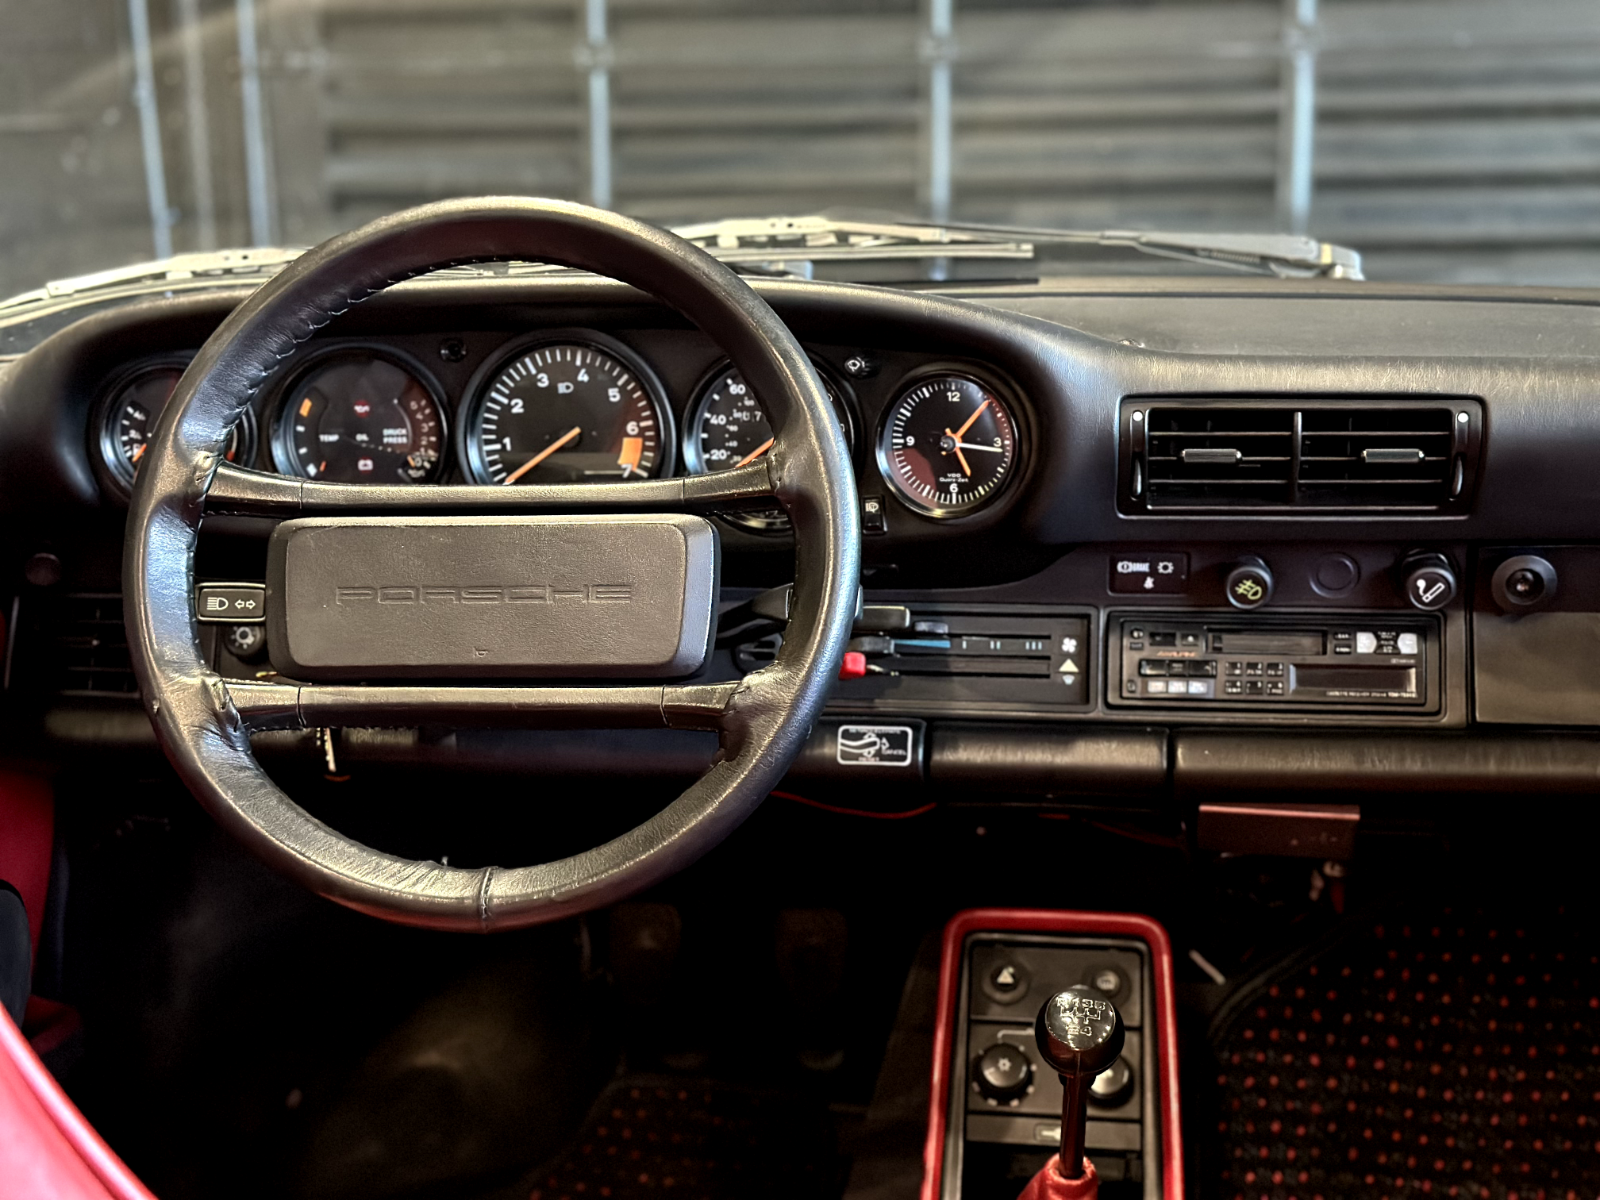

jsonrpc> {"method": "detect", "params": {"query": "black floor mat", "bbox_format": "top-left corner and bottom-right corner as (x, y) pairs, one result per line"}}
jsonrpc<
(502, 1076), (838, 1200)
(1210, 902), (1600, 1200)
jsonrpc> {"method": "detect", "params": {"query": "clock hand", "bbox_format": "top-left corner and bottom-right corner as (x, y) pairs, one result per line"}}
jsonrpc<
(953, 396), (993, 441)
(945, 428), (972, 478)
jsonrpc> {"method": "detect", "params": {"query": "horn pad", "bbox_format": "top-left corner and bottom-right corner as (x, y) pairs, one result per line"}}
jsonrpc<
(264, 514), (719, 681)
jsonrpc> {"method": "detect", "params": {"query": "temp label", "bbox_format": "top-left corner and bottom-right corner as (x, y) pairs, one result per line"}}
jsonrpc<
(836, 724), (915, 768)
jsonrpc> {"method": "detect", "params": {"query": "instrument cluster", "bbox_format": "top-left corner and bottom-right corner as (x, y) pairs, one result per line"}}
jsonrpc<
(91, 331), (1029, 526)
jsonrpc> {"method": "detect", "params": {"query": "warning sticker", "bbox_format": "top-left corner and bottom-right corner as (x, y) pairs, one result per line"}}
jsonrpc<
(835, 724), (915, 768)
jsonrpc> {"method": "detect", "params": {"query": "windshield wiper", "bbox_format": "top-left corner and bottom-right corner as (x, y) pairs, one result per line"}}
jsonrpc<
(674, 215), (1362, 280)
(0, 247), (305, 316)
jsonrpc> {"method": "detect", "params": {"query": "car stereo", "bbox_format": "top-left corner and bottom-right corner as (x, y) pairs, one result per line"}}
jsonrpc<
(1110, 613), (1439, 710)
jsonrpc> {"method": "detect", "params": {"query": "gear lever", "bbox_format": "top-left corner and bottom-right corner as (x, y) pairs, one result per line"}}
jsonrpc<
(1034, 985), (1126, 1180)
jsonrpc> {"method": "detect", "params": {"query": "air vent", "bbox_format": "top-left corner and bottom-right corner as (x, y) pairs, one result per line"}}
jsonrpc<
(1123, 399), (1481, 514)
(44, 594), (138, 696)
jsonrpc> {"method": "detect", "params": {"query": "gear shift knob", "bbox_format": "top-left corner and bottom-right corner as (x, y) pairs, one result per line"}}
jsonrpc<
(1034, 986), (1126, 1180)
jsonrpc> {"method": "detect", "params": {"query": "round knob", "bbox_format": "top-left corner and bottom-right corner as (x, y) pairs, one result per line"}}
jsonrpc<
(1087, 1056), (1135, 1108)
(974, 1042), (1033, 1104)
(1491, 555), (1557, 613)
(1224, 557), (1274, 610)
(1400, 552), (1457, 611)
(1033, 985), (1126, 1079)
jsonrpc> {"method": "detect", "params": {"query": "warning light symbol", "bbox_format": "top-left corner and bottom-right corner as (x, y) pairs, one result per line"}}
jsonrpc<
(1233, 578), (1265, 602)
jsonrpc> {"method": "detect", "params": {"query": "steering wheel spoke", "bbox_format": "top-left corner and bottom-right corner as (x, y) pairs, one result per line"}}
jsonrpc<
(204, 460), (776, 519)
(224, 678), (740, 733)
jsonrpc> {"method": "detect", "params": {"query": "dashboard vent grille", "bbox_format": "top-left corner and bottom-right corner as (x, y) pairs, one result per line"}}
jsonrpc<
(1126, 399), (1479, 513)
(46, 594), (137, 696)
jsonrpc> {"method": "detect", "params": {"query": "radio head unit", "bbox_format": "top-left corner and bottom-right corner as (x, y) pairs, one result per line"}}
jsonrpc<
(1111, 613), (1439, 711)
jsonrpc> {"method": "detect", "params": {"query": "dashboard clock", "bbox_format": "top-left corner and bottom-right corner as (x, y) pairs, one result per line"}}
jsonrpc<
(876, 372), (1019, 517)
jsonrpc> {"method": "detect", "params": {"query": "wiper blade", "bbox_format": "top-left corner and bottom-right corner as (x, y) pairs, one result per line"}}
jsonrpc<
(0, 247), (304, 314)
(673, 214), (1362, 280)
(672, 215), (1034, 267)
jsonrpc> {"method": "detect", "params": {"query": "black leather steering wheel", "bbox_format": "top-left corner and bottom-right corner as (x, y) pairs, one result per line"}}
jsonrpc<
(123, 198), (860, 931)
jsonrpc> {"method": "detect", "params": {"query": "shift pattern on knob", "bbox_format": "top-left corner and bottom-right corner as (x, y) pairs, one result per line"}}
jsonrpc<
(1035, 985), (1126, 1075)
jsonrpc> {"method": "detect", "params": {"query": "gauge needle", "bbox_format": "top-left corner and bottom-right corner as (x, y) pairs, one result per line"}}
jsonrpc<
(504, 425), (581, 484)
(130, 443), (147, 464)
(735, 437), (776, 468)
(945, 429), (973, 478)
(953, 397), (993, 441)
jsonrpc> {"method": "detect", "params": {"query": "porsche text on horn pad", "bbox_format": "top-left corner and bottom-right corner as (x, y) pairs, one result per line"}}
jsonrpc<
(265, 514), (719, 680)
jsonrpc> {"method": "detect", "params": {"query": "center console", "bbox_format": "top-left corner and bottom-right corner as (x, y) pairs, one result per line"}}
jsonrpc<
(923, 911), (1182, 1200)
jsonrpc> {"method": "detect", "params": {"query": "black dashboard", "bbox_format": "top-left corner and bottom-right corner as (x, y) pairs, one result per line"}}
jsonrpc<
(5, 271), (1600, 810)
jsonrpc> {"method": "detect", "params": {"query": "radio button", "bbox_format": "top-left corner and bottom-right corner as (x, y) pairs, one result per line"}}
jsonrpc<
(1146, 679), (1167, 694)
(1188, 680), (1211, 696)
(1224, 681), (1243, 696)
(1138, 660), (1168, 676)
(1267, 680), (1285, 696)
(1397, 632), (1419, 655)
(1355, 631), (1378, 654)
(1333, 642), (1354, 655)
(1226, 661), (1243, 677)
(1266, 662), (1284, 677)
(1245, 680), (1264, 695)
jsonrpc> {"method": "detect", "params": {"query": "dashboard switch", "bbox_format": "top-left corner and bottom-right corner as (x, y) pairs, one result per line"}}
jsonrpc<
(1491, 555), (1557, 613)
(838, 651), (868, 681)
(1399, 552), (1458, 611)
(1224, 557), (1274, 609)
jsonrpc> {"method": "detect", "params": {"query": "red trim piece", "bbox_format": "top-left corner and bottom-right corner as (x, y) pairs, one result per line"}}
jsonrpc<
(0, 1006), (157, 1200)
(0, 772), (53, 968)
(771, 790), (937, 820)
(920, 909), (1184, 1200)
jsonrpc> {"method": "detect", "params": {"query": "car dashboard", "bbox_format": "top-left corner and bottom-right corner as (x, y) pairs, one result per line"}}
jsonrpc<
(3, 270), (1600, 815)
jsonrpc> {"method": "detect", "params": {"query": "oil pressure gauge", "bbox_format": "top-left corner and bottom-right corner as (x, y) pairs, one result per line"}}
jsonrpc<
(876, 372), (1019, 517)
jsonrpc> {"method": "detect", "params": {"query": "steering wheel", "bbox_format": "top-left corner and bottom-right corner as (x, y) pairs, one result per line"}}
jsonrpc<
(123, 198), (860, 931)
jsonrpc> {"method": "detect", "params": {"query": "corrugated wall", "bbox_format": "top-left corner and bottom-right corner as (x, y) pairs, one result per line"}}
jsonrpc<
(3, 0), (1600, 296)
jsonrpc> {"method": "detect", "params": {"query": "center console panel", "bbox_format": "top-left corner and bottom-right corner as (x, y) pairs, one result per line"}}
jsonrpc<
(923, 910), (1182, 1200)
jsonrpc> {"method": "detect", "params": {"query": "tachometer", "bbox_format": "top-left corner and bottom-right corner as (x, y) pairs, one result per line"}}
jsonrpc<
(98, 361), (256, 491)
(462, 336), (671, 485)
(272, 351), (447, 484)
(876, 372), (1019, 517)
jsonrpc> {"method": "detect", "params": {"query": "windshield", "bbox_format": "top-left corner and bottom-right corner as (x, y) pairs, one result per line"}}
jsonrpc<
(5, 0), (1598, 299)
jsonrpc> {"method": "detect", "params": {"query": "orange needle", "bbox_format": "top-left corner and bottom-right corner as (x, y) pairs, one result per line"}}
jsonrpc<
(735, 437), (776, 468)
(504, 425), (581, 484)
(130, 442), (147, 463)
(946, 430), (972, 477)
(953, 396), (993, 441)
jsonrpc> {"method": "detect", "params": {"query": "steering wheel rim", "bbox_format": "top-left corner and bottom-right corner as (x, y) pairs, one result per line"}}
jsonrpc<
(123, 198), (860, 931)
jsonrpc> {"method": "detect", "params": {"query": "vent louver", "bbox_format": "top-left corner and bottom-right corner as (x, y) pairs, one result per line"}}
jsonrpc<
(1124, 399), (1480, 513)
(46, 594), (137, 696)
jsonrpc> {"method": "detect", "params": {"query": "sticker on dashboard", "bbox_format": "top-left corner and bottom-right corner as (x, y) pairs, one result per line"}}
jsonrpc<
(836, 724), (914, 767)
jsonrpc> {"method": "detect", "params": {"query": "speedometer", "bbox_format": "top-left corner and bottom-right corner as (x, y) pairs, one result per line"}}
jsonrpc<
(683, 361), (855, 474)
(462, 335), (672, 485)
(876, 372), (1019, 517)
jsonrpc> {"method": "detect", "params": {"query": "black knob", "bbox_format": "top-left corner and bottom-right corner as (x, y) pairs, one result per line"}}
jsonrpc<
(1491, 555), (1557, 613)
(1224, 557), (1274, 609)
(1399, 551), (1457, 611)
(1035, 986), (1126, 1179)
(1087, 1055), (1135, 1108)
(973, 1042), (1034, 1104)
